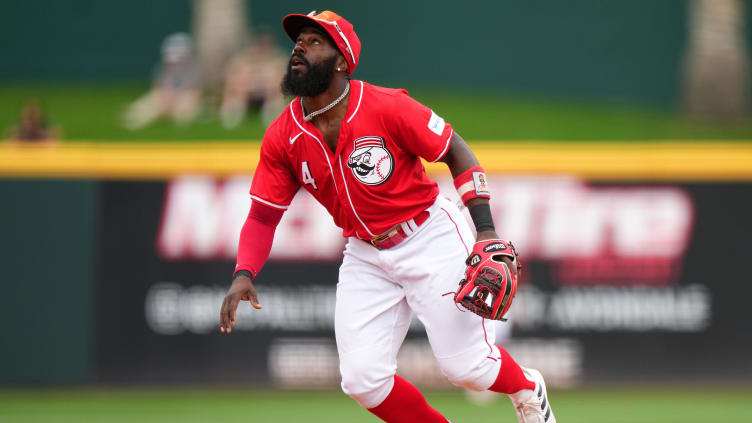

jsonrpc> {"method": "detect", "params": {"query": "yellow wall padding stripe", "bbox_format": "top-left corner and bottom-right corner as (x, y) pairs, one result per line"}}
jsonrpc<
(1, 141), (751, 181)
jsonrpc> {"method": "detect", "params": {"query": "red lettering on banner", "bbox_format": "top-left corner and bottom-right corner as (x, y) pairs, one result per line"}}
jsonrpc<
(157, 175), (250, 260)
(439, 177), (694, 286)
(157, 175), (345, 261)
(158, 175), (694, 286)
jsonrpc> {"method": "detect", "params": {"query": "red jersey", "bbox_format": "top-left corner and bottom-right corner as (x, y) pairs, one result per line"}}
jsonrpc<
(250, 80), (454, 239)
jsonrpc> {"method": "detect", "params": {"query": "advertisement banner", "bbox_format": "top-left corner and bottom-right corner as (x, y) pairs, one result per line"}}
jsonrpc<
(94, 176), (752, 386)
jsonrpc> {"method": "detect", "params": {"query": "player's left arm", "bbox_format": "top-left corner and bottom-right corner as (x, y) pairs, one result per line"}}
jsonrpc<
(441, 132), (521, 320)
(438, 132), (498, 242)
(387, 92), (504, 244)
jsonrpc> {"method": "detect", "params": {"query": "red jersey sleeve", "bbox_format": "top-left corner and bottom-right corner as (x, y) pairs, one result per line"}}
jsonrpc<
(249, 131), (300, 209)
(388, 91), (454, 162)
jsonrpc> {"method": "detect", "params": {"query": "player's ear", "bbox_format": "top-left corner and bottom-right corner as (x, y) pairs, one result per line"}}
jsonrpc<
(336, 54), (348, 73)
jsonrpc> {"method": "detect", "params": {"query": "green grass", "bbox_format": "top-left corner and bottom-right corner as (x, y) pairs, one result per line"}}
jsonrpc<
(0, 83), (269, 142)
(3, 82), (752, 142)
(1, 387), (750, 423)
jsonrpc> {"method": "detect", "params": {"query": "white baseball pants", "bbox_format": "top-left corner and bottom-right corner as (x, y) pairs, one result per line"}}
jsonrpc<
(335, 196), (502, 408)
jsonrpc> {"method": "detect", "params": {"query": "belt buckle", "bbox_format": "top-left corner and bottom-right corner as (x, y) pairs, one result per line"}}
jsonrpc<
(370, 229), (394, 249)
(368, 233), (389, 250)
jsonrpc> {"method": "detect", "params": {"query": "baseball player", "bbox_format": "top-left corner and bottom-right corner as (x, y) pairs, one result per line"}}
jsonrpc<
(219, 10), (556, 423)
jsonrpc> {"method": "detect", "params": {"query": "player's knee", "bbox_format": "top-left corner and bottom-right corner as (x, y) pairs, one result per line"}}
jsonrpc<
(339, 352), (395, 408)
(437, 355), (498, 391)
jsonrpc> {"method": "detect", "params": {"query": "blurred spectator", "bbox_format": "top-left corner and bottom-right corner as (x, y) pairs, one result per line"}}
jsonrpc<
(123, 33), (202, 129)
(683, 0), (750, 118)
(219, 31), (286, 128)
(5, 98), (60, 143)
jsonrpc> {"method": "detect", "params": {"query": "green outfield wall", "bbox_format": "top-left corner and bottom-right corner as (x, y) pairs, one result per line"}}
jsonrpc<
(4, 0), (751, 106)
(0, 180), (95, 384)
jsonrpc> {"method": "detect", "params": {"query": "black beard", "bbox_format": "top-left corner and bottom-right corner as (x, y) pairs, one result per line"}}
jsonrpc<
(281, 53), (338, 97)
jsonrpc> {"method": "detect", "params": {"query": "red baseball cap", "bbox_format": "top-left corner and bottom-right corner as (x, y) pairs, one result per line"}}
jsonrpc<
(282, 10), (361, 74)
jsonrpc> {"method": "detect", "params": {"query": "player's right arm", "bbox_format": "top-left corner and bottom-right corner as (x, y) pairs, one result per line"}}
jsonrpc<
(220, 129), (299, 334)
(219, 202), (282, 333)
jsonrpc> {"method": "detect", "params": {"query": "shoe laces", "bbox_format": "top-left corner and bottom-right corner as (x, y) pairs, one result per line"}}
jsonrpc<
(515, 401), (544, 423)
(514, 390), (546, 423)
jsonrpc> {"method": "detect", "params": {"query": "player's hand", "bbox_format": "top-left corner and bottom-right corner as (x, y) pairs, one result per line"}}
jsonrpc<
(219, 274), (262, 334)
(475, 230), (518, 280)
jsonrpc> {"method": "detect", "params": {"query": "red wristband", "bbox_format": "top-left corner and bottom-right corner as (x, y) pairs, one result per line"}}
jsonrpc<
(453, 166), (491, 204)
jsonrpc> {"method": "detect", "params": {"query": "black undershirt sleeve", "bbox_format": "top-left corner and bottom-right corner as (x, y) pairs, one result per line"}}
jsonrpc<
(468, 203), (495, 233)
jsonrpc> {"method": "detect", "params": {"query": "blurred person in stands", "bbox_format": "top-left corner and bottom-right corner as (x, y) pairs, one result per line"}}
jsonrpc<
(123, 32), (202, 129)
(5, 98), (60, 143)
(220, 31), (286, 128)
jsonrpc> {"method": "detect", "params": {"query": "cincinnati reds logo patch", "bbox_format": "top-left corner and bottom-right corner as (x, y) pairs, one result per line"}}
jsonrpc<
(346, 136), (394, 185)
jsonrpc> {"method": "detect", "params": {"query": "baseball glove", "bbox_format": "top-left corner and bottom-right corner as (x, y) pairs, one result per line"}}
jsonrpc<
(454, 239), (521, 321)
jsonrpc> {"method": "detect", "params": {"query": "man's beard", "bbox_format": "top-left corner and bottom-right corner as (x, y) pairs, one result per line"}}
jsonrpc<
(281, 53), (338, 97)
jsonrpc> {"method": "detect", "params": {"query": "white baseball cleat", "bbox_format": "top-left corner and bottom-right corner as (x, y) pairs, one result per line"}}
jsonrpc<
(508, 368), (556, 423)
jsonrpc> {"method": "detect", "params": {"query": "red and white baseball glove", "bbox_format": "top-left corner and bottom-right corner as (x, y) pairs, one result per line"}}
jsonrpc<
(454, 239), (521, 321)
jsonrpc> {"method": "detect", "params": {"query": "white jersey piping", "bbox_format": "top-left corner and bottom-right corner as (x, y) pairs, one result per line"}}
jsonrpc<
(431, 128), (454, 162)
(338, 156), (375, 237)
(250, 195), (289, 210)
(288, 102), (339, 194)
(346, 80), (364, 123)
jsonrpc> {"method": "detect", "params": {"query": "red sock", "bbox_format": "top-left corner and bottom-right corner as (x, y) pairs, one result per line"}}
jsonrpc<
(367, 375), (447, 423)
(488, 345), (536, 394)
